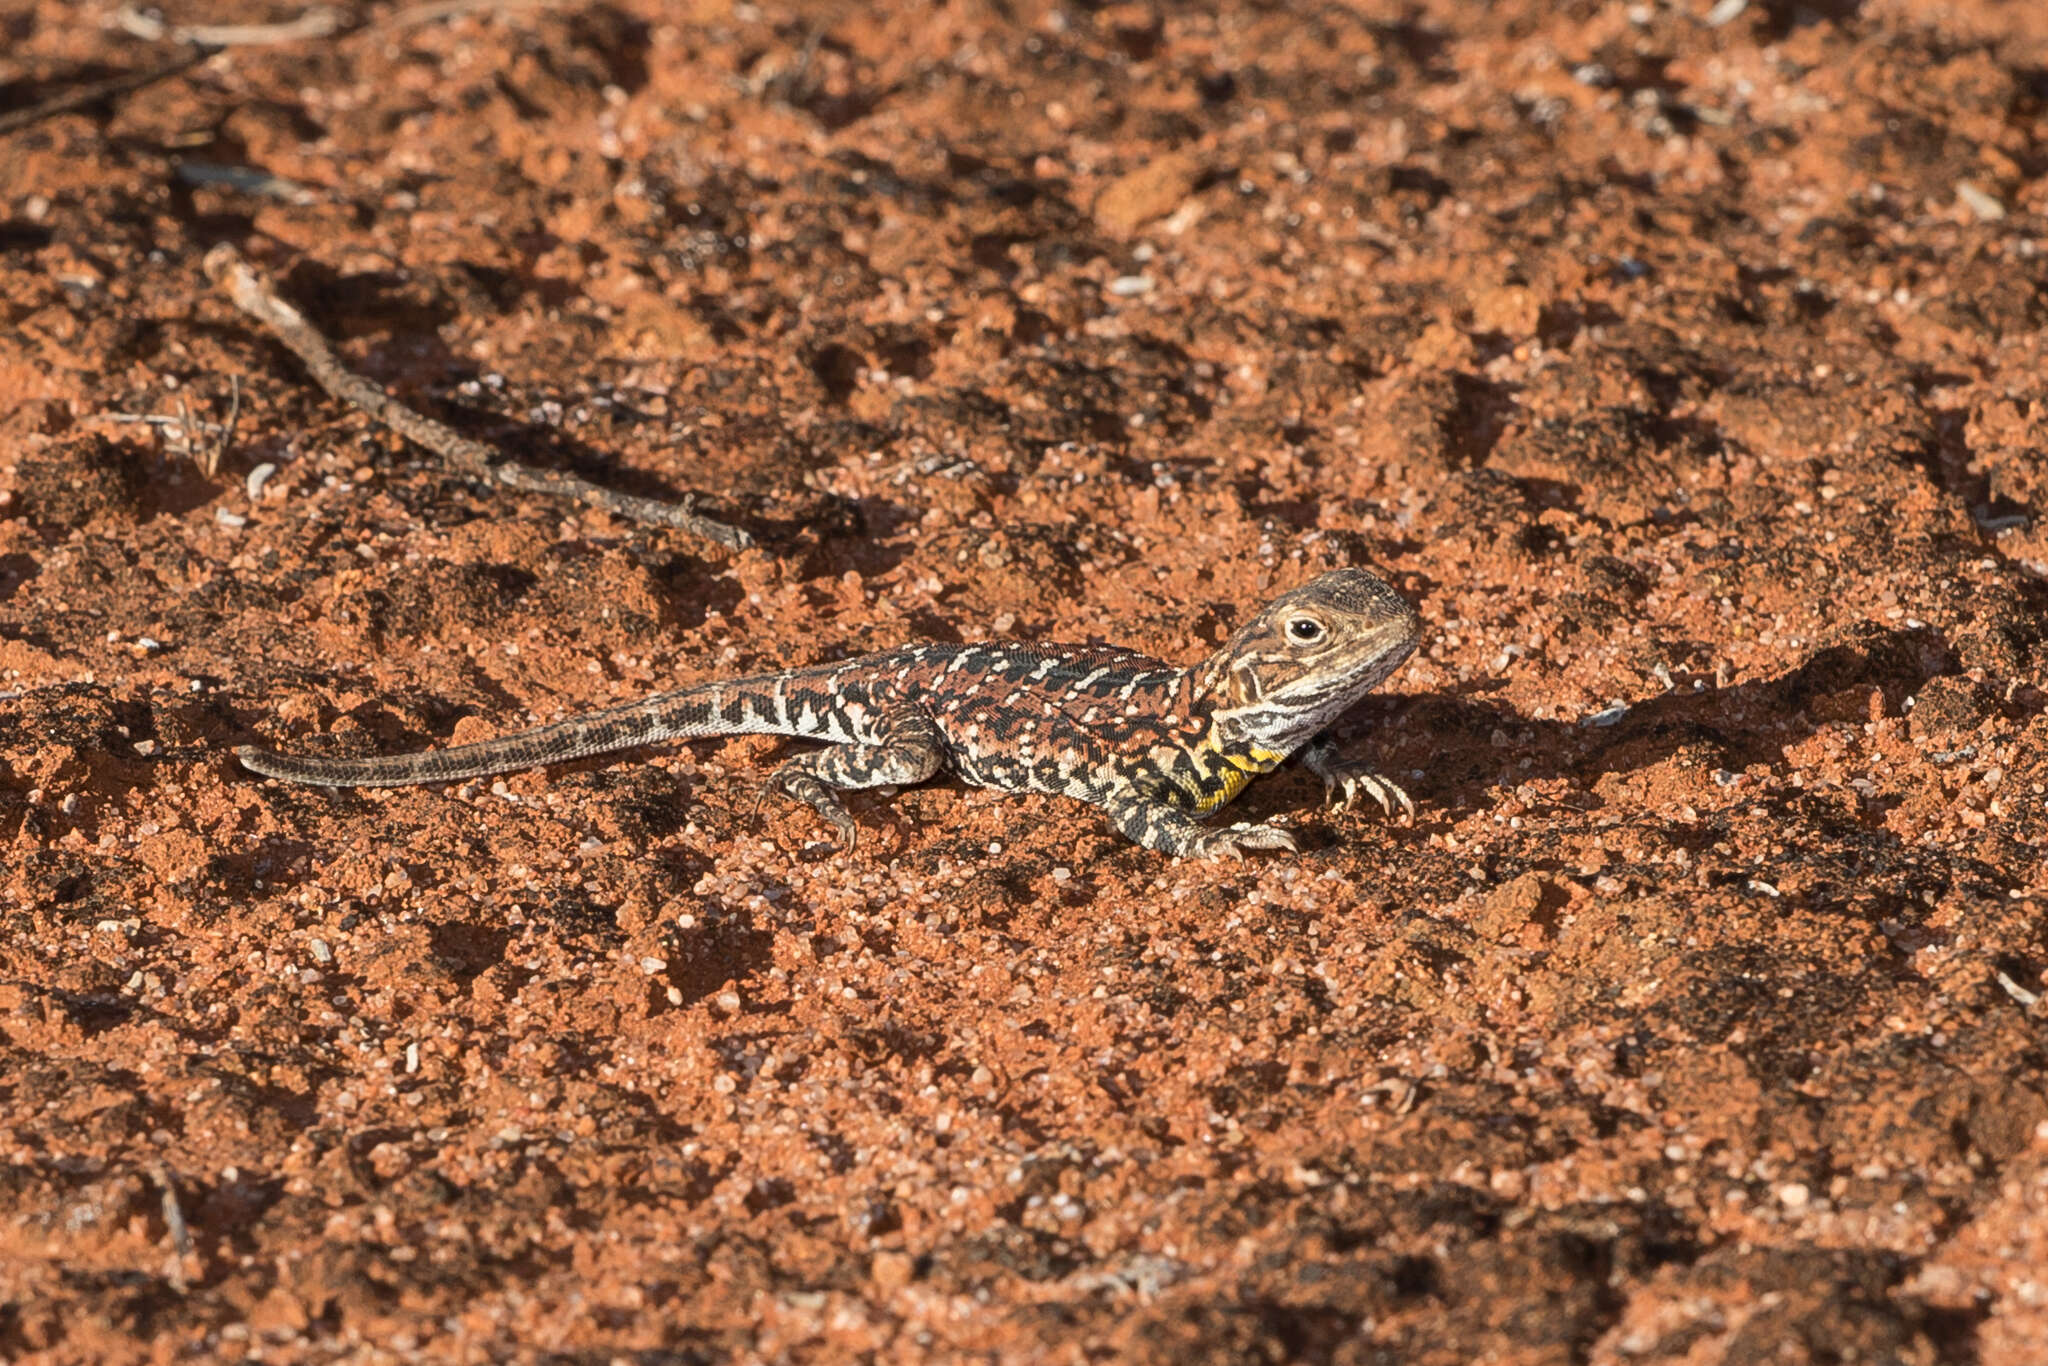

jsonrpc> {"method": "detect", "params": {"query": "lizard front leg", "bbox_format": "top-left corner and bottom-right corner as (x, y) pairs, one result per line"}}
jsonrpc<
(767, 710), (945, 850)
(1098, 784), (1298, 860)
(1300, 733), (1414, 819)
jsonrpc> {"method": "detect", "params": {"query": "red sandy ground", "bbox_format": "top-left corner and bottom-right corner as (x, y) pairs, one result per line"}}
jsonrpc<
(3, 0), (2047, 1360)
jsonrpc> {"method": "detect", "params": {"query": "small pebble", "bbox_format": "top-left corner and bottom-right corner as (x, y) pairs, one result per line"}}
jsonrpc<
(1956, 181), (2006, 222)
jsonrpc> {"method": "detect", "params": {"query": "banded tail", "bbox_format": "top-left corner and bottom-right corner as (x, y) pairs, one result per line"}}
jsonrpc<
(237, 667), (846, 788)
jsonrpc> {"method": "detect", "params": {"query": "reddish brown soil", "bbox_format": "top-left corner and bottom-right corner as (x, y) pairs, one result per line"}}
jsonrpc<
(4, 0), (2048, 1361)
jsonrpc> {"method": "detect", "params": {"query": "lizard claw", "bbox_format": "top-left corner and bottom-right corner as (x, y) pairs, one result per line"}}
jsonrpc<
(1322, 764), (1414, 822)
(825, 811), (858, 853)
(1192, 822), (1299, 860)
(745, 776), (780, 831)
(761, 766), (860, 852)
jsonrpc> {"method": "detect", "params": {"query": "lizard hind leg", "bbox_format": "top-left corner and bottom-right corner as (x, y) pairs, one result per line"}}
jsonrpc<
(764, 711), (946, 852)
(767, 767), (860, 850)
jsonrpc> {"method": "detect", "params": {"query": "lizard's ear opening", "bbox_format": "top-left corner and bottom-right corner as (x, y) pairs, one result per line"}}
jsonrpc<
(1227, 660), (1267, 707)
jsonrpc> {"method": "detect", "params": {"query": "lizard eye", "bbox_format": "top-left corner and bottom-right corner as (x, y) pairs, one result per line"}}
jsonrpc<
(1286, 616), (1324, 644)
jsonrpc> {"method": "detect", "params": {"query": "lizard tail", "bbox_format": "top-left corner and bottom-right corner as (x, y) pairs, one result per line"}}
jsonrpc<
(237, 675), (813, 788)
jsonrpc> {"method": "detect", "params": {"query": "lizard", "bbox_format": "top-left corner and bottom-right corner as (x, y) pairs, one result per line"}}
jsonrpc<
(236, 567), (1422, 859)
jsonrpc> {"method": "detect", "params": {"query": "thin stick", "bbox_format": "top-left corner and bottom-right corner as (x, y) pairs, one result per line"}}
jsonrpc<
(0, 44), (216, 137)
(150, 1162), (195, 1292)
(113, 4), (344, 46)
(382, 0), (570, 31)
(217, 373), (242, 475)
(175, 392), (200, 471)
(202, 245), (753, 550)
(173, 160), (319, 204)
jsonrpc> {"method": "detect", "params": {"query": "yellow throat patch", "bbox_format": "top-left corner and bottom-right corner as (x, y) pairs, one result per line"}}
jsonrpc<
(1190, 743), (1288, 815)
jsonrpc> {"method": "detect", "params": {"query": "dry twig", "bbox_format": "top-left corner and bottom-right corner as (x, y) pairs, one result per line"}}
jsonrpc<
(216, 373), (243, 476)
(102, 374), (238, 477)
(113, 4), (344, 46)
(174, 160), (319, 203)
(0, 43), (215, 137)
(114, 0), (575, 52)
(378, 0), (572, 31)
(150, 1162), (196, 1291)
(202, 245), (753, 549)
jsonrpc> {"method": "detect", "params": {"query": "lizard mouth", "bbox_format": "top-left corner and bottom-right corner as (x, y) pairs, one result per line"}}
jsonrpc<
(1337, 623), (1420, 694)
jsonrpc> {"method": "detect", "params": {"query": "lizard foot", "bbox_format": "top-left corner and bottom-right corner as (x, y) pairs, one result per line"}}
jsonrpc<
(1191, 821), (1299, 861)
(1320, 761), (1415, 821)
(762, 767), (860, 851)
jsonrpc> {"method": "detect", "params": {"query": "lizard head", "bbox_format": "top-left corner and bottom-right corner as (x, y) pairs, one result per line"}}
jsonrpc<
(1203, 568), (1421, 753)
